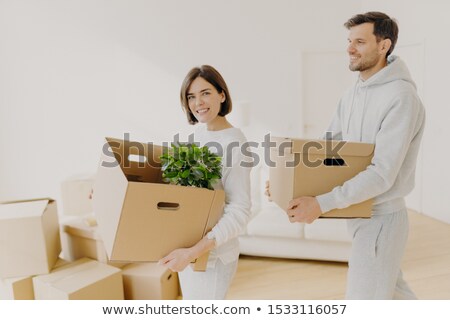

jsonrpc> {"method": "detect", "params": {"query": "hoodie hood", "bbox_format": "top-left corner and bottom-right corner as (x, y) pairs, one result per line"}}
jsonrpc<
(344, 55), (418, 141)
(359, 55), (417, 89)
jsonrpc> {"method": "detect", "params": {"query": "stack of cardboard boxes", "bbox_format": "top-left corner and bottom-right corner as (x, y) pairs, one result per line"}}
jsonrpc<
(1, 136), (227, 300)
(60, 213), (181, 300)
(0, 199), (125, 300)
(0, 195), (182, 300)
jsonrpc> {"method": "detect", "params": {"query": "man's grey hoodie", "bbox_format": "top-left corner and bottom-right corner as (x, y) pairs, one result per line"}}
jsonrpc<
(316, 55), (426, 215)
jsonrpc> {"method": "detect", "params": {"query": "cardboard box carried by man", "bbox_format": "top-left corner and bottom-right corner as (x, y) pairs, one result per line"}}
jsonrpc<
(269, 137), (375, 218)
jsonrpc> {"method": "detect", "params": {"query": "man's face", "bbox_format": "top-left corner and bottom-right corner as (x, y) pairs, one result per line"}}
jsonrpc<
(347, 23), (385, 75)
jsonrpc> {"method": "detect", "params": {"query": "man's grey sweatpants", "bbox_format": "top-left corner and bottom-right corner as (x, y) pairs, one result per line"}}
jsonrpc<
(346, 208), (417, 299)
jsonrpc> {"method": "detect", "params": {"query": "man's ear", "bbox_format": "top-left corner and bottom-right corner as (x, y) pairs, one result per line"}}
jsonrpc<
(380, 38), (392, 55)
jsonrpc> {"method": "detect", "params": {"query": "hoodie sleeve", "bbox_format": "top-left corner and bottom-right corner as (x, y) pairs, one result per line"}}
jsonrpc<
(207, 139), (252, 246)
(316, 91), (424, 213)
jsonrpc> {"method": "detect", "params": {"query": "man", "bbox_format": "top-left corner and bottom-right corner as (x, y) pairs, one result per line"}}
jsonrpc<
(284, 12), (425, 299)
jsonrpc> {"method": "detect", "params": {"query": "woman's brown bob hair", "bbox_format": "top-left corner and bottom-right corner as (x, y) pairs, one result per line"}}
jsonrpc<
(180, 65), (232, 125)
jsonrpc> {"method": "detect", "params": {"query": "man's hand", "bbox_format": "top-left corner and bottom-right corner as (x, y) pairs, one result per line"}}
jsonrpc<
(287, 196), (322, 224)
(159, 248), (195, 272)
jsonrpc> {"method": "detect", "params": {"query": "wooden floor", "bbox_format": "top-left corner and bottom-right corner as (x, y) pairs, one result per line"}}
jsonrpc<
(228, 211), (450, 299)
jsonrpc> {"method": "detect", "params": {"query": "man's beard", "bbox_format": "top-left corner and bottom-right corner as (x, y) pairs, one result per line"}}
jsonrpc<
(349, 52), (380, 72)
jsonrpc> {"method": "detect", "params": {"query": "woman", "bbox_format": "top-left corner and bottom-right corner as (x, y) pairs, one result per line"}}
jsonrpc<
(159, 65), (252, 299)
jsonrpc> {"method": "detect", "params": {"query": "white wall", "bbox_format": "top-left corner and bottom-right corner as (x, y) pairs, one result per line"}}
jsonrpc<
(5, 1), (447, 225)
(361, 0), (450, 223)
(0, 0), (361, 207)
(301, 50), (357, 138)
(2, 1), (448, 224)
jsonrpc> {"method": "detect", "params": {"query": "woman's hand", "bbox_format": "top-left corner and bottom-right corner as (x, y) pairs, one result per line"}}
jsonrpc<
(158, 236), (216, 272)
(264, 180), (272, 201)
(159, 248), (195, 272)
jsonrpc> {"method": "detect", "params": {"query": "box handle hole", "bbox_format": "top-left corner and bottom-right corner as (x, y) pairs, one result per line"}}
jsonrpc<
(323, 158), (345, 166)
(157, 202), (180, 210)
(128, 154), (147, 163)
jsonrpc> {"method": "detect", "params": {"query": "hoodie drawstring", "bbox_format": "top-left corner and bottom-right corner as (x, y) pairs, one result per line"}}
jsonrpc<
(359, 88), (368, 141)
(346, 80), (358, 135)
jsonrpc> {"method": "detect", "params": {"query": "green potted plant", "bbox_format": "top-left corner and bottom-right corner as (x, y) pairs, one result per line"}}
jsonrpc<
(160, 142), (222, 190)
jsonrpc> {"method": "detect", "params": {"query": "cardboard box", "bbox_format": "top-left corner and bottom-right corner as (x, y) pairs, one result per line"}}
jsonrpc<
(0, 276), (34, 300)
(0, 198), (61, 278)
(122, 263), (180, 300)
(53, 258), (71, 269)
(61, 215), (127, 268)
(0, 258), (69, 300)
(93, 137), (225, 264)
(33, 257), (124, 300)
(60, 174), (95, 216)
(269, 137), (374, 218)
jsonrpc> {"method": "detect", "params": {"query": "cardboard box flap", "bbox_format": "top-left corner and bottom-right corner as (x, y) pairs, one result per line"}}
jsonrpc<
(0, 199), (51, 220)
(93, 142), (129, 257)
(202, 189), (226, 235)
(193, 189), (225, 271)
(105, 137), (166, 183)
(0, 198), (54, 205)
(291, 139), (374, 157)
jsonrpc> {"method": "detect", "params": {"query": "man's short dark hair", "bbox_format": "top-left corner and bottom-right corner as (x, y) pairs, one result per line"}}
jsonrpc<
(344, 11), (399, 57)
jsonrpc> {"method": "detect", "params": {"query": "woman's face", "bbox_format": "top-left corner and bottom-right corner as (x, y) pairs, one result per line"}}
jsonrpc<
(187, 77), (225, 124)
